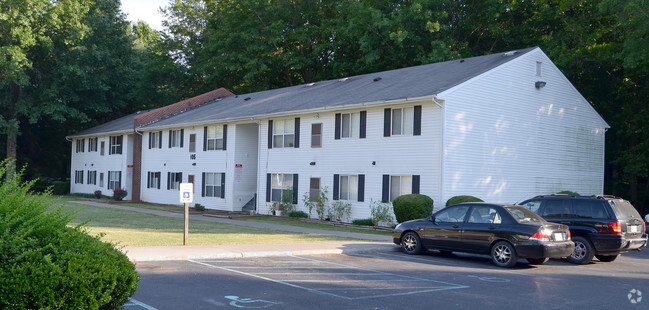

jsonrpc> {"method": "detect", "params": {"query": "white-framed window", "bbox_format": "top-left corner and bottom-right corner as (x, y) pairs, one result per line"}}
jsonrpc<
(391, 107), (414, 136)
(271, 173), (293, 202)
(309, 178), (320, 201)
(203, 172), (223, 197)
(169, 129), (182, 148)
(87, 170), (97, 185)
(147, 172), (161, 189)
(100, 141), (105, 156)
(206, 125), (224, 150)
(150, 131), (161, 149)
(341, 112), (359, 138)
(390, 175), (412, 201)
(74, 170), (84, 184)
(273, 119), (295, 148)
(109, 136), (122, 155)
(76, 139), (85, 153)
(88, 138), (98, 152)
(189, 134), (196, 153)
(339, 175), (358, 201)
(167, 172), (182, 190)
(108, 171), (121, 190)
(311, 123), (322, 148)
(99, 172), (104, 187)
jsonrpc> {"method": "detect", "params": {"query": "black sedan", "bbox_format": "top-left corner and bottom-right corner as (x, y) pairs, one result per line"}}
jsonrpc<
(392, 203), (574, 267)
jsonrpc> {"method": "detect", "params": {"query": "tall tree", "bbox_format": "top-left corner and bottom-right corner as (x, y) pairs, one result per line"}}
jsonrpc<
(0, 0), (135, 175)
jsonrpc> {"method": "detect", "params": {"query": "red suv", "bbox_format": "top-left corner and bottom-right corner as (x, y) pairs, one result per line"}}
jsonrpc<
(518, 195), (647, 264)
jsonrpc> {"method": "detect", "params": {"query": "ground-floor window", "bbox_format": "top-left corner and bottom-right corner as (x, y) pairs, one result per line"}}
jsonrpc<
(202, 172), (224, 198)
(75, 170), (84, 184)
(167, 172), (182, 190)
(147, 172), (161, 189)
(108, 171), (121, 190)
(382, 174), (420, 202)
(270, 173), (294, 202)
(87, 170), (97, 185)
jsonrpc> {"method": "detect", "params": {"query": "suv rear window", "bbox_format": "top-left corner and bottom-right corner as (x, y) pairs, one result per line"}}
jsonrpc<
(573, 199), (610, 219)
(608, 199), (642, 220)
(540, 199), (571, 218)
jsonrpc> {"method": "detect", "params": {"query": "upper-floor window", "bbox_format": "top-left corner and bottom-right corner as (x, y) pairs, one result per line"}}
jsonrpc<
(169, 129), (183, 148)
(147, 171), (161, 189)
(384, 106), (421, 137)
(88, 138), (98, 152)
(205, 125), (226, 150)
(167, 172), (182, 190)
(76, 139), (85, 153)
(109, 136), (122, 155)
(273, 119), (295, 148)
(100, 141), (105, 156)
(335, 111), (366, 140)
(189, 134), (196, 153)
(149, 131), (162, 149)
(311, 123), (322, 148)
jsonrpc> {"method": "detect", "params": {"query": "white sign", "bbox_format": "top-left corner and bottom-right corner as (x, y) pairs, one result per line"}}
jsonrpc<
(180, 183), (194, 203)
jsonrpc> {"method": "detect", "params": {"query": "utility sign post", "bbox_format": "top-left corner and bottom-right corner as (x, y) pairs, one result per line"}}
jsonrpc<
(179, 183), (194, 245)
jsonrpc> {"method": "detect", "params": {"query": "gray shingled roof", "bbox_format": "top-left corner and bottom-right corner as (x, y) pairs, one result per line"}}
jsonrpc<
(67, 111), (149, 138)
(142, 47), (536, 130)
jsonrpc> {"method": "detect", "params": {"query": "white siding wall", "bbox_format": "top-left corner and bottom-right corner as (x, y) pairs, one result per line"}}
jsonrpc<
(70, 134), (133, 200)
(140, 126), (232, 209)
(439, 49), (607, 205)
(257, 104), (443, 219)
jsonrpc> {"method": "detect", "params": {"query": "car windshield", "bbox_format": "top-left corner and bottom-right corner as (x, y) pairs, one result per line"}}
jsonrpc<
(504, 206), (545, 223)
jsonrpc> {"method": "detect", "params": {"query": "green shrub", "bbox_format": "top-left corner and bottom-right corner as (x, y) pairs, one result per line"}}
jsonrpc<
(392, 194), (434, 223)
(194, 203), (206, 211)
(94, 190), (102, 199)
(112, 187), (127, 201)
(445, 195), (484, 206)
(52, 180), (70, 195)
(369, 200), (394, 226)
(352, 218), (374, 226)
(31, 177), (49, 193)
(556, 190), (580, 196)
(328, 200), (352, 222)
(0, 161), (139, 309)
(288, 211), (309, 218)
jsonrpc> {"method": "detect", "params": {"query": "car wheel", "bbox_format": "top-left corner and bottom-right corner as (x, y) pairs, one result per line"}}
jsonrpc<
(491, 241), (518, 268)
(526, 257), (549, 265)
(595, 254), (619, 262)
(566, 236), (595, 264)
(401, 232), (423, 255)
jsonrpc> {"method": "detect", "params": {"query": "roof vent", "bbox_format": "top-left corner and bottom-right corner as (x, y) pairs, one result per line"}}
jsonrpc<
(244, 97), (251, 101)
(339, 77), (349, 82)
(306, 82), (316, 87)
(503, 50), (517, 57)
(373, 77), (382, 82)
(460, 59), (465, 63)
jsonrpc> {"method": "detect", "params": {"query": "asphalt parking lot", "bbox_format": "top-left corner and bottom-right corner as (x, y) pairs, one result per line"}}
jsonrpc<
(127, 248), (649, 310)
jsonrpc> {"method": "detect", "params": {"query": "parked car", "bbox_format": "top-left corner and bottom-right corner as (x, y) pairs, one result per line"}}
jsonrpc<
(392, 203), (574, 268)
(518, 195), (648, 264)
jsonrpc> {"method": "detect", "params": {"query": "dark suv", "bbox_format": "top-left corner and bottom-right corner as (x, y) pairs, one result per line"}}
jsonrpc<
(518, 195), (647, 264)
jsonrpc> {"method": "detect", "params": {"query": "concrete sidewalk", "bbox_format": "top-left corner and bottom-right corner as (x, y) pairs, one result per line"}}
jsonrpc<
(69, 200), (399, 261)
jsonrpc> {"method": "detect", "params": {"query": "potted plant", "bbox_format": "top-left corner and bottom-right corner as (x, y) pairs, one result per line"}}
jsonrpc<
(274, 202), (283, 216)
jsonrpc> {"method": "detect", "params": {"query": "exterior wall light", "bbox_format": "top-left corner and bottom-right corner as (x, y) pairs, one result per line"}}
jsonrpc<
(535, 81), (547, 89)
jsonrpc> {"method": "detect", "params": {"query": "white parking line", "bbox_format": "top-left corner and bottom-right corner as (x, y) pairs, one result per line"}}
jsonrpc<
(125, 298), (159, 310)
(188, 255), (468, 300)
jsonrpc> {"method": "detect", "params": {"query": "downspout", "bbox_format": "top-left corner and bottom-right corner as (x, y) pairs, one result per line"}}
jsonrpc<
(433, 96), (445, 211)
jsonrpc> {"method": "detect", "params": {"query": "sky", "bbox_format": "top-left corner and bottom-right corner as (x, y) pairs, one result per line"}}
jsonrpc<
(120, 0), (170, 31)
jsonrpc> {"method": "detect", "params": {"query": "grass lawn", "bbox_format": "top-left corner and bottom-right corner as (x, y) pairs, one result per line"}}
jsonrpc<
(236, 216), (392, 236)
(53, 198), (363, 247)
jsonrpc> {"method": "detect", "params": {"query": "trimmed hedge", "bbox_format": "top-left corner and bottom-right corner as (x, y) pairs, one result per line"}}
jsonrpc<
(445, 195), (484, 207)
(352, 218), (374, 226)
(288, 211), (309, 218)
(0, 162), (139, 309)
(51, 180), (70, 195)
(392, 194), (434, 223)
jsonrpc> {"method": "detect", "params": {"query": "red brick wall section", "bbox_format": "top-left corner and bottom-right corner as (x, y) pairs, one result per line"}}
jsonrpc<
(132, 133), (142, 201)
(134, 88), (235, 127)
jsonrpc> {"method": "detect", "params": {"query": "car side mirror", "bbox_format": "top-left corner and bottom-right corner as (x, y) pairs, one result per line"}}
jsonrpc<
(429, 215), (436, 223)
